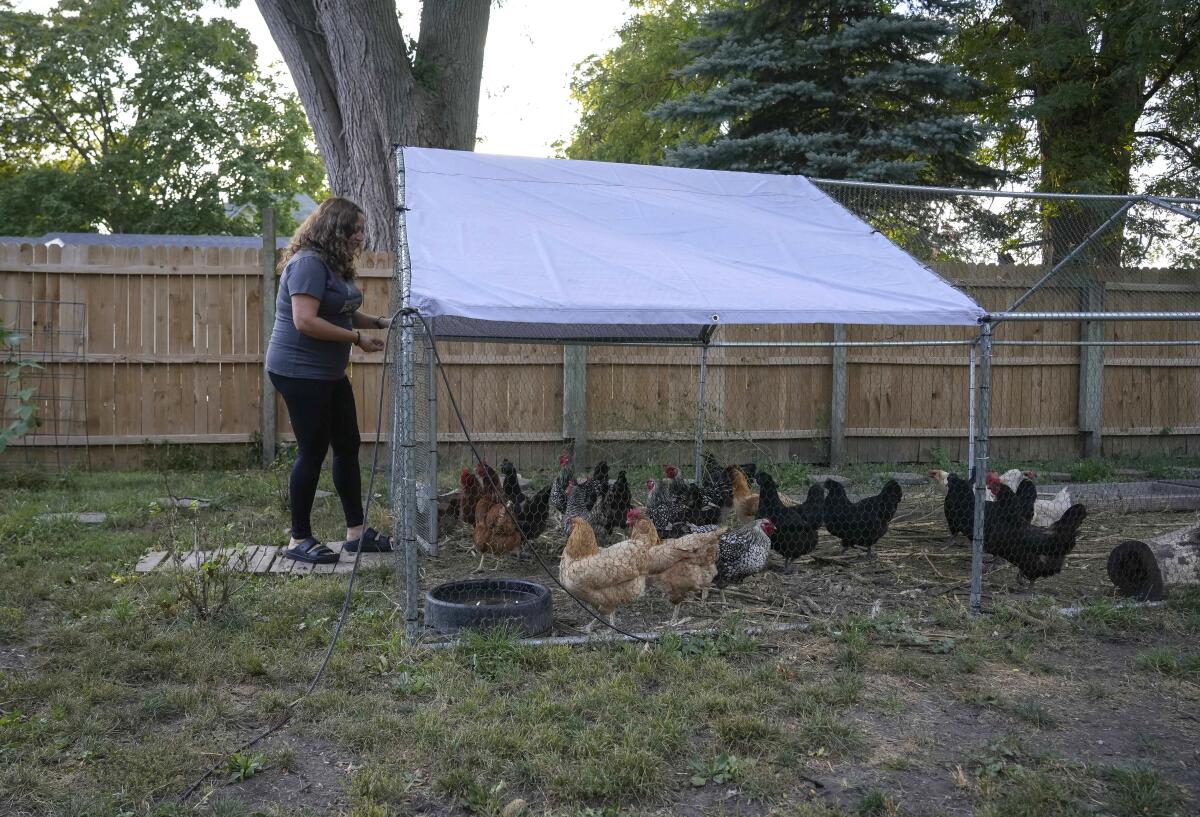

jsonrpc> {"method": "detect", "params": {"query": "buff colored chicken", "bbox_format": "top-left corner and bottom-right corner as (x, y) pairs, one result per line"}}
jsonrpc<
(728, 465), (796, 524)
(472, 494), (521, 571)
(559, 517), (649, 632)
(629, 510), (726, 625)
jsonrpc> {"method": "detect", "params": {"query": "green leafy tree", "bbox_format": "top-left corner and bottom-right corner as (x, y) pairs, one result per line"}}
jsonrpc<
(950, 0), (1200, 261)
(0, 0), (326, 236)
(651, 0), (996, 185)
(563, 0), (728, 165)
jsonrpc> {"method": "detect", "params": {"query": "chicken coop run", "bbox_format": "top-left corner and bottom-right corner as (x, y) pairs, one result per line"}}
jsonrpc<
(388, 147), (1200, 642)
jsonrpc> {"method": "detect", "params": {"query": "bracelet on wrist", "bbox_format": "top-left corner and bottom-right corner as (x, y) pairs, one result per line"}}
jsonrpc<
(354, 330), (361, 345)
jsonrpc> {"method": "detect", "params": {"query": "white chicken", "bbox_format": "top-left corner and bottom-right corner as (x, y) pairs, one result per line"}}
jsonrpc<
(992, 468), (1072, 526)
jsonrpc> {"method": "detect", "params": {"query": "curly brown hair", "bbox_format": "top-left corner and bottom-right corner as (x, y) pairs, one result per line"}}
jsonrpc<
(278, 196), (364, 280)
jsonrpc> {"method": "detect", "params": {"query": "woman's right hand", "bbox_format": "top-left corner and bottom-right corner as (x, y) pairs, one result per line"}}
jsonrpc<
(356, 334), (386, 353)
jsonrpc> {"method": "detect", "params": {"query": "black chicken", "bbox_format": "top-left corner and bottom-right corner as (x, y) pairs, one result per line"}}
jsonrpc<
(988, 504), (1088, 586)
(822, 479), (902, 558)
(591, 460), (611, 506)
(499, 459), (524, 505)
(754, 472), (819, 572)
(596, 470), (633, 536)
(944, 471), (976, 540)
(512, 485), (553, 544)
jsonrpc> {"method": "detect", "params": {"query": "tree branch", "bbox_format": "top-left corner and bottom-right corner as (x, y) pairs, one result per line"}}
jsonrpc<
(1135, 129), (1200, 169)
(1141, 12), (1200, 105)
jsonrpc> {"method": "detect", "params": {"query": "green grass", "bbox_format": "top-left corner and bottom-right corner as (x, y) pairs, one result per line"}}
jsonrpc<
(2, 466), (1199, 817)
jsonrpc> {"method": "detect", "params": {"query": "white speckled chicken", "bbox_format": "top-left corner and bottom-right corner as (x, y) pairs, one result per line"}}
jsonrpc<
(713, 519), (776, 598)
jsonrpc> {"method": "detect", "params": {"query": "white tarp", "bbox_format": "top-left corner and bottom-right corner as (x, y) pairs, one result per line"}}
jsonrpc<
(403, 148), (986, 341)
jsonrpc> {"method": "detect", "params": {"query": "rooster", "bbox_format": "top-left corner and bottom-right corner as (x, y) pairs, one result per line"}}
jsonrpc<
(596, 470), (633, 537)
(550, 454), (573, 516)
(559, 517), (649, 631)
(821, 479), (902, 558)
(629, 510), (725, 624)
(458, 468), (484, 526)
(755, 473), (820, 572)
(713, 519), (776, 600)
(475, 460), (504, 502)
(472, 494), (521, 571)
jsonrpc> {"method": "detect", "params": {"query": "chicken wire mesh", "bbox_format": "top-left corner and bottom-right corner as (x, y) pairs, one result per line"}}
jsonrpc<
(394, 182), (1200, 641)
(0, 299), (88, 472)
(813, 181), (1200, 609)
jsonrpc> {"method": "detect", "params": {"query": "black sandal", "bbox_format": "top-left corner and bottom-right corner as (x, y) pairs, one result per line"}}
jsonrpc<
(344, 527), (392, 553)
(283, 537), (339, 564)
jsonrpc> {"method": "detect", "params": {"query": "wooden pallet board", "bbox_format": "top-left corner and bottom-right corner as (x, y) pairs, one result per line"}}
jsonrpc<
(134, 541), (394, 574)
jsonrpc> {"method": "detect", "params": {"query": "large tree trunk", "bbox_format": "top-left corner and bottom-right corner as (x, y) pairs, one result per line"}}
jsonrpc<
(255, 0), (491, 250)
(1005, 0), (1144, 266)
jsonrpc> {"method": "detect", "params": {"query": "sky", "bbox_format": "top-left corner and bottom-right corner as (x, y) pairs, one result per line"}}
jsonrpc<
(15, 0), (634, 158)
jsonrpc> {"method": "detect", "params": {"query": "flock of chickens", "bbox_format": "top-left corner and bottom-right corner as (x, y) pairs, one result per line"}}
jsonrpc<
(448, 453), (1090, 629)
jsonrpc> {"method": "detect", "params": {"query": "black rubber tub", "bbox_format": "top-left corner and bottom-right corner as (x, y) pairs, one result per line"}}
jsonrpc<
(425, 578), (553, 637)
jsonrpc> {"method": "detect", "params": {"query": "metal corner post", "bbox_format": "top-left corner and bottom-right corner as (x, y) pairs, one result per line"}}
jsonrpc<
(967, 340), (976, 469)
(392, 146), (419, 642)
(969, 321), (993, 615)
(694, 342), (709, 484)
(426, 327), (439, 554)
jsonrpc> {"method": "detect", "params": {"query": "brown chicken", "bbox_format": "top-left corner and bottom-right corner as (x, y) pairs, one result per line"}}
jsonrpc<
(458, 467), (484, 526)
(728, 465), (796, 524)
(630, 510), (726, 624)
(559, 517), (649, 631)
(472, 495), (521, 571)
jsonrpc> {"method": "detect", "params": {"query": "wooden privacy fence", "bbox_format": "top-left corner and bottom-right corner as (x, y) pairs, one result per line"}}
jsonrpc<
(1, 241), (1197, 469)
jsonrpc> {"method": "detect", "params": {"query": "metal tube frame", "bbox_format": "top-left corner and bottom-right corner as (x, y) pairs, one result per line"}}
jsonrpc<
(811, 177), (1200, 205)
(969, 321), (993, 615)
(393, 145), (420, 642)
(991, 311), (1200, 322)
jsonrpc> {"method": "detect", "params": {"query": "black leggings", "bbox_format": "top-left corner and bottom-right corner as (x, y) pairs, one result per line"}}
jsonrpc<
(269, 372), (364, 540)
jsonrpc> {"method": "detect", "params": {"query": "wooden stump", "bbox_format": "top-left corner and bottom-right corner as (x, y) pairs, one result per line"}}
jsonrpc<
(1106, 523), (1200, 601)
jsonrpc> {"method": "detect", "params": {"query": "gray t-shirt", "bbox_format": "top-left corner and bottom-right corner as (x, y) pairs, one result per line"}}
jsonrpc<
(265, 250), (363, 380)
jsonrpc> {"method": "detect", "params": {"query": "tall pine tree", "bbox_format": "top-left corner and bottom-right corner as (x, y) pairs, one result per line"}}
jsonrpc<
(652, 0), (995, 184)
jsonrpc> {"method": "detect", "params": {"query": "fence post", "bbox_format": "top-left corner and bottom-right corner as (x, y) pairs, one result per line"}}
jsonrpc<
(563, 345), (588, 466)
(1078, 280), (1105, 458)
(260, 206), (276, 467)
(829, 324), (848, 467)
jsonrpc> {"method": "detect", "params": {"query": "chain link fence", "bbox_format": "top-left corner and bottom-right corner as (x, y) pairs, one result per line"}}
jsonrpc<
(394, 183), (1200, 642)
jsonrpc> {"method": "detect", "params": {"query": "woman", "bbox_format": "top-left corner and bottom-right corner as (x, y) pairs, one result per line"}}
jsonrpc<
(265, 197), (391, 564)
